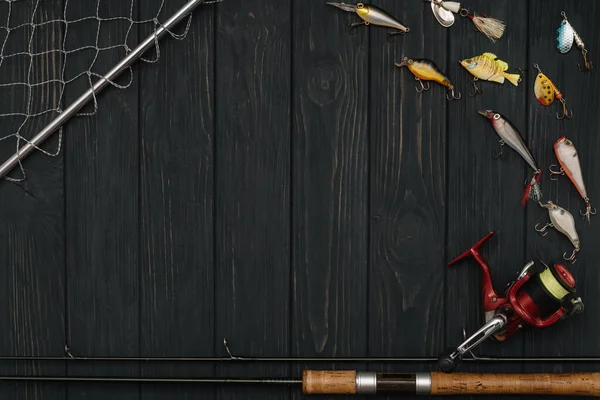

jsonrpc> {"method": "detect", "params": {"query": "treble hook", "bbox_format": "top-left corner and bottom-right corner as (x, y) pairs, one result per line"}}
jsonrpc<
(563, 248), (578, 264)
(415, 77), (430, 93)
(446, 86), (461, 100)
(347, 20), (367, 35)
(387, 28), (409, 42)
(548, 164), (564, 180)
(468, 77), (482, 97)
(492, 139), (504, 159)
(556, 98), (573, 120)
(578, 49), (592, 72)
(580, 199), (597, 224)
(535, 222), (553, 236)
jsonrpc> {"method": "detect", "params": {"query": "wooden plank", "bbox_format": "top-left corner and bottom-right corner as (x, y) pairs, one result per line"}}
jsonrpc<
(0, 1), (66, 398)
(291, 0), (369, 390)
(138, 2), (215, 399)
(64, 1), (139, 398)
(214, 0), (291, 398)
(445, 0), (528, 395)
(367, 0), (446, 377)
(525, 0), (600, 386)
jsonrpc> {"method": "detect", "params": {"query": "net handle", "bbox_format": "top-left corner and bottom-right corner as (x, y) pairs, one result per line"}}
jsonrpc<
(0, 0), (211, 180)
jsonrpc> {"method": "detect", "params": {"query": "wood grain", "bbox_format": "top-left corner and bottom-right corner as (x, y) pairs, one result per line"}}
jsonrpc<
(0, 2), (66, 398)
(368, 0), (446, 370)
(64, 1), (139, 398)
(214, 0), (291, 398)
(430, 372), (600, 396)
(445, 2), (528, 397)
(138, 2), (215, 400)
(524, 0), (600, 393)
(291, 0), (369, 387)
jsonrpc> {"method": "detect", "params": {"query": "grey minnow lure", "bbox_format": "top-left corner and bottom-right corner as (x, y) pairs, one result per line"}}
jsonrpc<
(556, 11), (591, 71)
(327, 2), (409, 37)
(536, 201), (581, 264)
(478, 110), (542, 206)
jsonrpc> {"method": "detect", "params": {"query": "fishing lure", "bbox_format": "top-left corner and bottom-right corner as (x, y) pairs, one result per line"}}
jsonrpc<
(533, 63), (573, 120)
(536, 201), (580, 264)
(424, 0), (506, 42)
(550, 136), (596, 224)
(556, 11), (592, 71)
(459, 52), (521, 96)
(327, 2), (409, 37)
(395, 57), (461, 100)
(478, 110), (542, 205)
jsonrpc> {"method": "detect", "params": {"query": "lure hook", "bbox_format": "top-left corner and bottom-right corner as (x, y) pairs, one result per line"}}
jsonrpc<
(387, 28), (409, 43)
(415, 77), (430, 93)
(468, 77), (483, 97)
(556, 98), (573, 120)
(580, 199), (596, 224)
(548, 164), (565, 180)
(578, 49), (592, 72)
(492, 139), (504, 159)
(563, 248), (578, 264)
(446, 86), (461, 100)
(347, 19), (367, 35)
(534, 222), (552, 236)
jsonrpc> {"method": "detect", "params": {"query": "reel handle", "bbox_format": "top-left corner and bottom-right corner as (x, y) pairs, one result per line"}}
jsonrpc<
(437, 314), (507, 372)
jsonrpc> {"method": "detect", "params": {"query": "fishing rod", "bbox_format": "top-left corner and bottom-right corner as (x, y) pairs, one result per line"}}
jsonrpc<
(1, 370), (600, 396)
(5, 339), (600, 364)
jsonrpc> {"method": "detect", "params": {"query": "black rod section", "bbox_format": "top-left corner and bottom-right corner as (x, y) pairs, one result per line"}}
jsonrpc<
(0, 355), (598, 362)
(0, 376), (301, 384)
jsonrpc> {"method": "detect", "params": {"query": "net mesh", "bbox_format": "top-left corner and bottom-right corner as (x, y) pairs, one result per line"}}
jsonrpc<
(0, 0), (193, 180)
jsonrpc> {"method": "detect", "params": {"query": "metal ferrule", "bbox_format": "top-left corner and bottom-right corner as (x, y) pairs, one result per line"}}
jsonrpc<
(415, 372), (432, 395)
(355, 372), (377, 394)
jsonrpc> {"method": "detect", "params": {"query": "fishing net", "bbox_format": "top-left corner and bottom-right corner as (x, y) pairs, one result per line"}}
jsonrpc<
(0, 0), (196, 181)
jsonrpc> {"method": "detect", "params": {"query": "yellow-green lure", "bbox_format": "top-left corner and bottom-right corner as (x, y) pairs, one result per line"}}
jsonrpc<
(395, 57), (461, 100)
(459, 53), (521, 96)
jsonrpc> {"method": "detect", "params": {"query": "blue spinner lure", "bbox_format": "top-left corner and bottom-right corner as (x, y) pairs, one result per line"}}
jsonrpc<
(556, 11), (592, 71)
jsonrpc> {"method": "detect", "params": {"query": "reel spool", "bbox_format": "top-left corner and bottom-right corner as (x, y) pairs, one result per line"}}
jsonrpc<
(438, 232), (584, 373)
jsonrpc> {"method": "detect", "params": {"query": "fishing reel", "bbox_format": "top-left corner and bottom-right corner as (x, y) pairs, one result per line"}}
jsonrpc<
(438, 231), (584, 373)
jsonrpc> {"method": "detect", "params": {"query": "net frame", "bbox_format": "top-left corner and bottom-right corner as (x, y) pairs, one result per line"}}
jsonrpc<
(0, 0), (216, 181)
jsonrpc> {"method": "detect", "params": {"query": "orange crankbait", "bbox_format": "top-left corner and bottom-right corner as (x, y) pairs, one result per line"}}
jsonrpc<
(395, 57), (461, 100)
(533, 63), (572, 119)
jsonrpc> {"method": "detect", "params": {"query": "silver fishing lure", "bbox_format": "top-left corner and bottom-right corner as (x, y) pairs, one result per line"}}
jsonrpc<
(478, 110), (542, 205)
(556, 11), (591, 71)
(327, 2), (409, 36)
(478, 110), (538, 172)
(536, 201), (580, 263)
(429, 0), (459, 27)
(550, 136), (596, 224)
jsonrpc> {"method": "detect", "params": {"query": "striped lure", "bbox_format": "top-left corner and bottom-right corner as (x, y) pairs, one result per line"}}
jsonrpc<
(556, 11), (592, 71)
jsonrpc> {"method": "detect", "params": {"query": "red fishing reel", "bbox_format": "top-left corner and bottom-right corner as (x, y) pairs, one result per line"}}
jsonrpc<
(438, 231), (584, 373)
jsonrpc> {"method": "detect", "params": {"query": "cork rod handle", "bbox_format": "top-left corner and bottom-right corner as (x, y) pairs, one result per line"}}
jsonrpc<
(302, 370), (357, 394)
(430, 372), (600, 396)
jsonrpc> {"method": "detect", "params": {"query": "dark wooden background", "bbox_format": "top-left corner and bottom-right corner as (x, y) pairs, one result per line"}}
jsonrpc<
(0, 0), (599, 398)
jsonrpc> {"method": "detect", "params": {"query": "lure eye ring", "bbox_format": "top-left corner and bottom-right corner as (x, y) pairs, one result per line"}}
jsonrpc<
(357, 3), (364, 9)
(493, 114), (500, 120)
